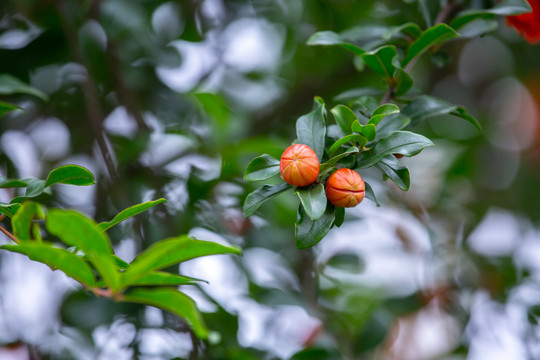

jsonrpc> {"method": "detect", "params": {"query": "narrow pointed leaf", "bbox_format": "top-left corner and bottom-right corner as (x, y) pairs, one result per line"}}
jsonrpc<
(123, 288), (208, 338)
(325, 146), (359, 166)
(402, 24), (458, 68)
(334, 207), (345, 227)
(296, 184), (327, 221)
(307, 31), (366, 56)
(128, 271), (206, 287)
(121, 236), (241, 286)
(0, 74), (48, 101)
(243, 183), (292, 217)
(1, 243), (96, 287)
(46, 209), (119, 291)
(244, 154), (280, 182)
(364, 181), (380, 206)
(0, 203), (22, 218)
(0, 101), (21, 118)
(98, 198), (167, 231)
(329, 135), (366, 155)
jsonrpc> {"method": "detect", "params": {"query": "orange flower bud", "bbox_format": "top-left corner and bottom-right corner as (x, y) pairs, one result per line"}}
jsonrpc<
(326, 168), (365, 208)
(280, 144), (320, 187)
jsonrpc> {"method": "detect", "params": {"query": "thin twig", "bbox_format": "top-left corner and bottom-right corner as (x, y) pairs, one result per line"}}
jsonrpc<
(0, 215), (20, 244)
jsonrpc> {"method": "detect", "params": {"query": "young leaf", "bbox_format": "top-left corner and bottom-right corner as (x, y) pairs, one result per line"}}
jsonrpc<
(356, 131), (434, 168)
(0, 74), (48, 101)
(129, 271), (206, 286)
(123, 288), (208, 339)
(244, 154), (280, 182)
(369, 104), (400, 126)
(1, 243), (96, 287)
(325, 146), (359, 166)
(0, 177), (30, 188)
(361, 45), (398, 80)
(296, 184), (327, 221)
(329, 135), (366, 155)
(0, 203), (22, 218)
(98, 198), (167, 231)
(375, 156), (411, 191)
(402, 24), (459, 68)
(296, 97), (327, 162)
(307, 31), (366, 56)
(121, 236), (241, 286)
(0, 101), (21, 118)
(295, 204), (335, 249)
(46, 209), (120, 291)
(44, 165), (95, 188)
(12, 201), (44, 242)
(364, 181), (380, 207)
(331, 104), (357, 135)
(243, 183), (292, 217)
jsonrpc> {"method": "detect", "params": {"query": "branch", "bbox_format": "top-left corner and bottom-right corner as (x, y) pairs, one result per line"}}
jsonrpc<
(0, 214), (20, 244)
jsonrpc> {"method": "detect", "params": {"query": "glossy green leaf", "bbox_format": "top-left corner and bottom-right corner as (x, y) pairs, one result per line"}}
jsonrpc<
(361, 45), (397, 79)
(128, 271), (206, 286)
(334, 207), (345, 227)
(1, 243), (96, 286)
(46, 209), (120, 291)
(325, 146), (359, 167)
(329, 135), (366, 155)
(123, 288), (208, 338)
(244, 154), (280, 182)
(369, 104), (400, 126)
(121, 236), (241, 286)
(383, 23), (422, 40)
(0, 74), (48, 101)
(331, 104), (357, 135)
(0, 101), (21, 118)
(376, 156), (410, 191)
(0, 177), (30, 188)
(44, 165), (95, 188)
(418, 0), (440, 27)
(243, 183), (292, 217)
(307, 31), (366, 56)
(402, 95), (482, 131)
(394, 69), (413, 96)
(296, 184), (327, 221)
(375, 113), (411, 141)
(296, 97), (327, 162)
(333, 88), (384, 103)
(113, 255), (129, 269)
(295, 204), (335, 249)
(364, 181), (380, 207)
(98, 198), (167, 231)
(356, 131), (434, 168)
(402, 24), (458, 68)
(451, 15), (498, 38)
(12, 201), (44, 242)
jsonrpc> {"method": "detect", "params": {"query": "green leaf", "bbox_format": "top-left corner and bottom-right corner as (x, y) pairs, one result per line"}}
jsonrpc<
(334, 207), (345, 227)
(361, 46), (398, 79)
(0, 101), (21, 118)
(46, 209), (120, 291)
(1, 243), (96, 286)
(0, 203), (22, 218)
(331, 104), (357, 135)
(243, 183), (292, 217)
(113, 255), (129, 269)
(0, 74), (48, 101)
(364, 181), (380, 206)
(383, 23), (422, 40)
(356, 131), (434, 168)
(402, 24), (458, 68)
(329, 135), (366, 156)
(295, 204), (335, 249)
(123, 288), (208, 338)
(376, 156), (410, 191)
(0, 177), (30, 188)
(244, 154), (280, 182)
(394, 69), (413, 96)
(324, 146), (359, 167)
(121, 236), (241, 286)
(369, 104), (400, 126)
(375, 113), (411, 141)
(296, 97), (327, 162)
(402, 95), (482, 131)
(334, 88), (385, 103)
(451, 15), (498, 38)
(296, 184), (327, 221)
(12, 201), (44, 242)
(307, 31), (366, 56)
(98, 198), (167, 231)
(129, 271), (206, 286)
(44, 165), (95, 188)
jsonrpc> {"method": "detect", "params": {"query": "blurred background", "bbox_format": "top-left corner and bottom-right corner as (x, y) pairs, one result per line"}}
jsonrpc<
(1, 0), (540, 359)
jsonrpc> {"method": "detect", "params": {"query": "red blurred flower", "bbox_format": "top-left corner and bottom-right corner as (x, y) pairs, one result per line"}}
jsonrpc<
(506, 0), (540, 44)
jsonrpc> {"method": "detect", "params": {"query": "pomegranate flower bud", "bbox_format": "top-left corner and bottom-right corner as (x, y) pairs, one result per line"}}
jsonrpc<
(280, 144), (320, 187)
(326, 168), (365, 208)
(506, 0), (540, 44)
